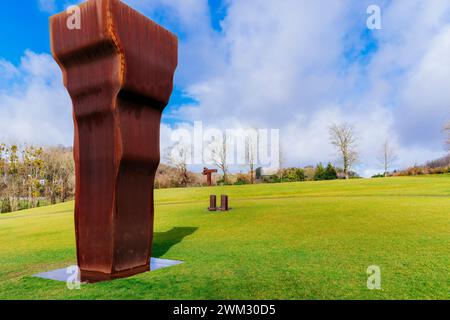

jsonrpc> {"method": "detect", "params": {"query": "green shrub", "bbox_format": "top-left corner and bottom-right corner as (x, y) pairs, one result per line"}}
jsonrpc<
(314, 163), (338, 181)
(0, 198), (11, 214)
(282, 168), (306, 182)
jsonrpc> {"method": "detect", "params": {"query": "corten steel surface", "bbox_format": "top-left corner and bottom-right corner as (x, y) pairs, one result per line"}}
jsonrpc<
(219, 195), (229, 211)
(208, 195), (217, 211)
(50, 0), (177, 282)
(202, 167), (218, 186)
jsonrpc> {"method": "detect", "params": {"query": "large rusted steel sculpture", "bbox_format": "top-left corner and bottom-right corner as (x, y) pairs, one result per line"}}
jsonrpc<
(50, 0), (177, 282)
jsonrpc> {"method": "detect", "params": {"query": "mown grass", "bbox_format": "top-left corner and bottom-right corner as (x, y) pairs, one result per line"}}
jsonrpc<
(0, 175), (449, 300)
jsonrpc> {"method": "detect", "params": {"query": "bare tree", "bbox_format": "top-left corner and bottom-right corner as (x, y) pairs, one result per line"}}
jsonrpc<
(6, 145), (20, 212)
(23, 145), (44, 208)
(378, 139), (397, 177)
(42, 147), (74, 204)
(59, 149), (75, 203)
(245, 130), (258, 184)
(164, 141), (192, 187)
(0, 143), (6, 190)
(329, 123), (358, 179)
(0, 144), (75, 213)
(277, 143), (286, 181)
(208, 133), (229, 184)
(0, 144), (6, 210)
(445, 122), (450, 151)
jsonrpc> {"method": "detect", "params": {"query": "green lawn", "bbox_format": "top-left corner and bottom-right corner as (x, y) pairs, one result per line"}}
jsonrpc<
(0, 175), (449, 300)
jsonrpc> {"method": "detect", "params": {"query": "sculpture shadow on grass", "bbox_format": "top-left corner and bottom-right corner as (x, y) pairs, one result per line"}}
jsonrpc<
(152, 227), (198, 258)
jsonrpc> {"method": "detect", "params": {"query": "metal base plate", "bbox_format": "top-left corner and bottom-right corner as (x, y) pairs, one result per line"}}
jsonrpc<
(33, 258), (183, 283)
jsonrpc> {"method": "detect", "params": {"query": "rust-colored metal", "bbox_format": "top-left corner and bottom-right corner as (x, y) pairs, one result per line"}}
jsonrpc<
(50, 0), (177, 282)
(208, 195), (217, 211)
(202, 167), (218, 186)
(219, 195), (229, 211)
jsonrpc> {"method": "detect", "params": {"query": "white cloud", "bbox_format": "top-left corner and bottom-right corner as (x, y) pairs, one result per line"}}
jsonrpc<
(165, 0), (450, 173)
(4, 0), (450, 176)
(123, 0), (227, 86)
(0, 59), (19, 79)
(396, 26), (450, 148)
(0, 51), (73, 146)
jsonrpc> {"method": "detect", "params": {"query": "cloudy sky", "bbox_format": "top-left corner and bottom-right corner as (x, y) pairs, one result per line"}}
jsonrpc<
(0, 0), (449, 176)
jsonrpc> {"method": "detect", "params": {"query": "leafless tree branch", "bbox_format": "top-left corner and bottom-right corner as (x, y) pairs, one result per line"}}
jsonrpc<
(329, 122), (358, 179)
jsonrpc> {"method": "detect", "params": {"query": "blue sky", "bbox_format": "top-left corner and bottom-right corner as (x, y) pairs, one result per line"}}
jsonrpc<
(0, 0), (375, 123)
(0, 0), (225, 124)
(0, 0), (226, 58)
(1, 0), (450, 176)
(0, 2), (52, 63)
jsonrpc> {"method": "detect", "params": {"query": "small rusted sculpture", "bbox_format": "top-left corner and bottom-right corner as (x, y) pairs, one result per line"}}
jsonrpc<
(219, 195), (229, 211)
(208, 195), (217, 211)
(202, 167), (218, 186)
(50, 0), (177, 282)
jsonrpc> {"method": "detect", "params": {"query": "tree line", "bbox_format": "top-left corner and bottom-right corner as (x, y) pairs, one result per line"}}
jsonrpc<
(168, 120), (450, 185)
(0, 144), (74, 213)
(1, 121), (448, 213)
(180, 122), (395, 185)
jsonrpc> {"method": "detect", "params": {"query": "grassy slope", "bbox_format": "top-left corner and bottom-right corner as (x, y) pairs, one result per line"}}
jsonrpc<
(0, 175), (449, 300)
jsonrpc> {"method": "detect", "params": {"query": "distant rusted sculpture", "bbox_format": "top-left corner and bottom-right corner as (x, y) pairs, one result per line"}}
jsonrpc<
(208, 195), (217, 211)
(208, 195), (230, 212)
(219, 195), (229, 211)
(50, 0), (177, 282)
(202, 167), (218, 186)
